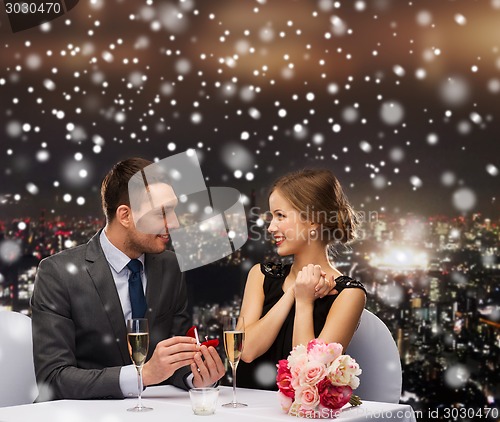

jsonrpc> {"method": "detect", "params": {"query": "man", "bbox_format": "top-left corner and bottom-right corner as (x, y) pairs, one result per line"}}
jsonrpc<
(31, 157), (225, 400)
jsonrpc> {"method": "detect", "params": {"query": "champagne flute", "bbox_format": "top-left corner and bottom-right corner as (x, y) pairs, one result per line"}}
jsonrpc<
(126, 318), (153, 412)
(222, 316), (247, 408)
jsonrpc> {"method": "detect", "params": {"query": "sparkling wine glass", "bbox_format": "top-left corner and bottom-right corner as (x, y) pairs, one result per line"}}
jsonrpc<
(222, 316), (247, 408)
(126, 318), (153, 412)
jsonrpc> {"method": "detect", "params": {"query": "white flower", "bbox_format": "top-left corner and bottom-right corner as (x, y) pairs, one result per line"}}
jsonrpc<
(327, 355), (362, 389)
(278, 391), (293, 413)
(288, 344), (308, 373)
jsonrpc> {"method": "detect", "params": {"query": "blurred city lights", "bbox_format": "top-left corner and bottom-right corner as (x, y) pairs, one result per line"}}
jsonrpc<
(369, 246), (428, 271)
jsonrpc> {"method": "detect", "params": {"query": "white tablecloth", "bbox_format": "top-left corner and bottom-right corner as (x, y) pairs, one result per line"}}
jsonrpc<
(0, 386), (417, 422)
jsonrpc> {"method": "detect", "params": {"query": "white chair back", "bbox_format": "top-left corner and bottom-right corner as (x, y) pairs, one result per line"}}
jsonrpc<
(346, 309), (402, 403)
(0, 311), (38, 407)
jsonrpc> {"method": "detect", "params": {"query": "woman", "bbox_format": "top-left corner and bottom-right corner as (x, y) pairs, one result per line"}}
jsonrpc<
(238, 169), (367, 389)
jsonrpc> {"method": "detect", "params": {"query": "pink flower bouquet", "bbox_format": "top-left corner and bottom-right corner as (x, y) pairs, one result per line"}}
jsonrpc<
(277, 339), (362, 418)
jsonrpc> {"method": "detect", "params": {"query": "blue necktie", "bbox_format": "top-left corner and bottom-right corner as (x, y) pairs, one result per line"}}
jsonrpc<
(127, 259), (147, 318)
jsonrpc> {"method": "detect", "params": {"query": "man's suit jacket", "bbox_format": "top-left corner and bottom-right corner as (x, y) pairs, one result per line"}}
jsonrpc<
(31, 230), (191, 400)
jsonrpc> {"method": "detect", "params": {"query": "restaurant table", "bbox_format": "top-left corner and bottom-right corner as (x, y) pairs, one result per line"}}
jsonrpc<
(0, 386), (417, 422)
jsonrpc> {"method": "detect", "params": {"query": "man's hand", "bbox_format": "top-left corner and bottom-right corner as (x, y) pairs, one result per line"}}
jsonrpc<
(142, 336), (198, 386)
(191, 345), (226, 387)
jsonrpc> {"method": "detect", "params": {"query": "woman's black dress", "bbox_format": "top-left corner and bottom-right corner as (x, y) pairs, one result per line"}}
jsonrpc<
(238, 262), (366, 390)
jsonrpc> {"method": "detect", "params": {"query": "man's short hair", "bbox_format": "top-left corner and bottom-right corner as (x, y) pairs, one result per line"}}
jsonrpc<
(100, 157), (153, 223)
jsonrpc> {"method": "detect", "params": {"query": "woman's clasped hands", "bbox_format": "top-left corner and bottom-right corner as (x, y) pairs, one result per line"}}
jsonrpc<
(294, 264), (339, 303)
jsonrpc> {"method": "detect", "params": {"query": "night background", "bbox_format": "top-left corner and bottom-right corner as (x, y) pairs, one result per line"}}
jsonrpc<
(0, 0), (499, 420)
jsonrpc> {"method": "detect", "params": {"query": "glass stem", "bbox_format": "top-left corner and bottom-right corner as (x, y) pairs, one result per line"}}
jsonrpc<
(137, 365), (144, 407)
(232, 364), (237, 404)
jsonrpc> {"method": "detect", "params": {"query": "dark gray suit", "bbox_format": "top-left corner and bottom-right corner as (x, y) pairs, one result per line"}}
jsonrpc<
(31, 230), (191, 400)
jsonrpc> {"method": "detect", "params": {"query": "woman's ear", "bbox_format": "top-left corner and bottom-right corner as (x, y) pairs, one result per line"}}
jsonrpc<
(309, 221), (320, 231)
(116, 205), (132, 228)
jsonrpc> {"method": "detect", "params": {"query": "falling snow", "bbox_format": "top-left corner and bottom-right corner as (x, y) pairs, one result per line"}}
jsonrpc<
(0, 0), (496, 219)
(453, 187), (477, 212)
(444, 364), (470, 389)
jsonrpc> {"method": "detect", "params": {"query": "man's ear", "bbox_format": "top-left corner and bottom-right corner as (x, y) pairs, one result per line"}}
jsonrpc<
(116, 205), (132, 228)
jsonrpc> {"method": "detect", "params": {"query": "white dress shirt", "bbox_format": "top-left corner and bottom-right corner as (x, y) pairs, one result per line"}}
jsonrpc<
(99, 230), (194, 397)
